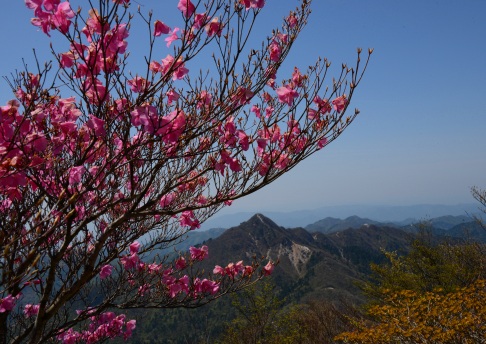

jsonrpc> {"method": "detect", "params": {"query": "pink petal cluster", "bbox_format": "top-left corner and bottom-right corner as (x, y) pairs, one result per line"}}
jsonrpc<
(127, 77), (151, 93)
(262, 261), (274, 275)
(99, 265), (113, 279)
(205, 17), (223, 37)
(239, 0), (265, 10)
(276, 85), (299, 106)
(57, 312), (136, 343)
(153, 20), (170, 36)
(213, 260), (254, 278)
(0, 295), (16, 313)
(177, 0), (195, 18)
(189, 245), (208, 261)
(151, 54), (189, 80)
(27, 0), (75, 35)
(193, 278), (220, 295)
(24, 304), (40, 318)
(332, 95), (348, 113)
(269, 41), (282, 62)
(179, 211), (200, 230)
(165, 28), (180, 47)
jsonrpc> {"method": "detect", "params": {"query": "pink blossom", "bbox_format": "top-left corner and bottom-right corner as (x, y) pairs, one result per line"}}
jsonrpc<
(286, 13), (298, 28)
(269, 42), (281, 62)
(99, 265), (113, 279)
(159, 193), (176, 208)
(25, 0), (44, 13)
(138, 284), (150, 296)
(26, 132), (48, 152)
(149, 61), (161, 73)
(68, 166), (85, 185)
(153, 20), (170, 36)
(213, 265), (224, 275)
(313, 96), (332, 114)
(205, 17), (223, 37)
(172, 63), (189, 80)
(276, 85), (299, 106)
(60, 52), (75, 68)
(24, 304), (40, 318)
(160, 54), (189, 80)
(251, 105), (261, 118)
(177, 0), (196, 18)
(127, 76), (150, 93)
(307, 108), (318, 120)
(125, 319), (136, 339)
(0, 295), (15, 313)
(237, 130), (249, 151)
(194, 278), (219, 295)
(292, 67), (304, 87)
(129, 241), (141, 255)
(193, 13), (208, 29)
(231, 87), (254, 106)
(197, 90), (212, 109)
(130, 104), (159, 134)
(165, 27), (180, 47)
(265, 106), (274, 118)
(242, 265), (254, 276)
(86, 114), (106, 137)
(332, 95), (348, 113)
(57, 328), (81, 344)
(166, 90), (180, 105)
(120, 253), (139, 270)
(179, 210), (200, 230)
(263, 261), (274, 275)
(84, 78), (109, 105)
(175, 257), (187, 270)
(157, 110), (186, 143)
(189, 245), (208, 261)
(52, 2), (75, 33)
(317, 136), (328, 149)
(240, 0), (265, 10)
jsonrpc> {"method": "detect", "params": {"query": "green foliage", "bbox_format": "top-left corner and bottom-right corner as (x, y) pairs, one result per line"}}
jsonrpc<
(217, 280), (360, 344)
(217, 280), (284, 344)
(362, 228), (486, 300)
(336, 279), (486, 344)
(338, 223), (486, 343)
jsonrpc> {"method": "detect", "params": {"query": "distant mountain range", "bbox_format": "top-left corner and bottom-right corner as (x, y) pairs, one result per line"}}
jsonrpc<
(197, 213), (484, 304)
(202, 214), (406, 304)
(200, 203), (480, 230)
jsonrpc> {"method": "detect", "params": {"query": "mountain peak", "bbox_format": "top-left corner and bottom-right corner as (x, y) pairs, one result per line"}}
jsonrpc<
(245, 213), (280, 229)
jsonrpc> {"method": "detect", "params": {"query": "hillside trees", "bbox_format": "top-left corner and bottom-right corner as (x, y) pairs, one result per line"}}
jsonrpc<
(218, 280), (362, 344)
(0, 0), (370, 342)
(336, 232), (486, 343)
(335, 279), (486, 343)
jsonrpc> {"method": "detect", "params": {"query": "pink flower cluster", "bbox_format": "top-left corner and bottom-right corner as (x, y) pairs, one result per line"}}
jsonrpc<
(150, 55), (189, 80)
(0, 295), (16, 313)
(239, 0), (265, 10)
(24, 304), (40, 317)
(57, 311), (136, 344)
(26, 0), (75, 35)
(119, 241), (142, 270)
(213, 260), (254, 278)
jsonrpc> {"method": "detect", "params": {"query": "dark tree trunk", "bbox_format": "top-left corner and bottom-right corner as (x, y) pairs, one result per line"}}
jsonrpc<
(0, 313), (8, 344)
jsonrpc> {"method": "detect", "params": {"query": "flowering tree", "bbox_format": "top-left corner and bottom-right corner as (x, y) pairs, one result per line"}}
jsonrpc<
(0, 0), (371, 342)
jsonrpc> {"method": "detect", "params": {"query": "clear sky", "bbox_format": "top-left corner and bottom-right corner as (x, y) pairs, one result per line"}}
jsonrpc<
(1, 1), (485, 214)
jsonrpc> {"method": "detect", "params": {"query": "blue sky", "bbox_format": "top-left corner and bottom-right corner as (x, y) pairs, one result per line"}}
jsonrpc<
(1, 1), (485, 214)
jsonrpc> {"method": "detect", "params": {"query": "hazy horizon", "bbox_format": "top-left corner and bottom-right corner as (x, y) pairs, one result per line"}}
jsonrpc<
(201, 202), (482, 230)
